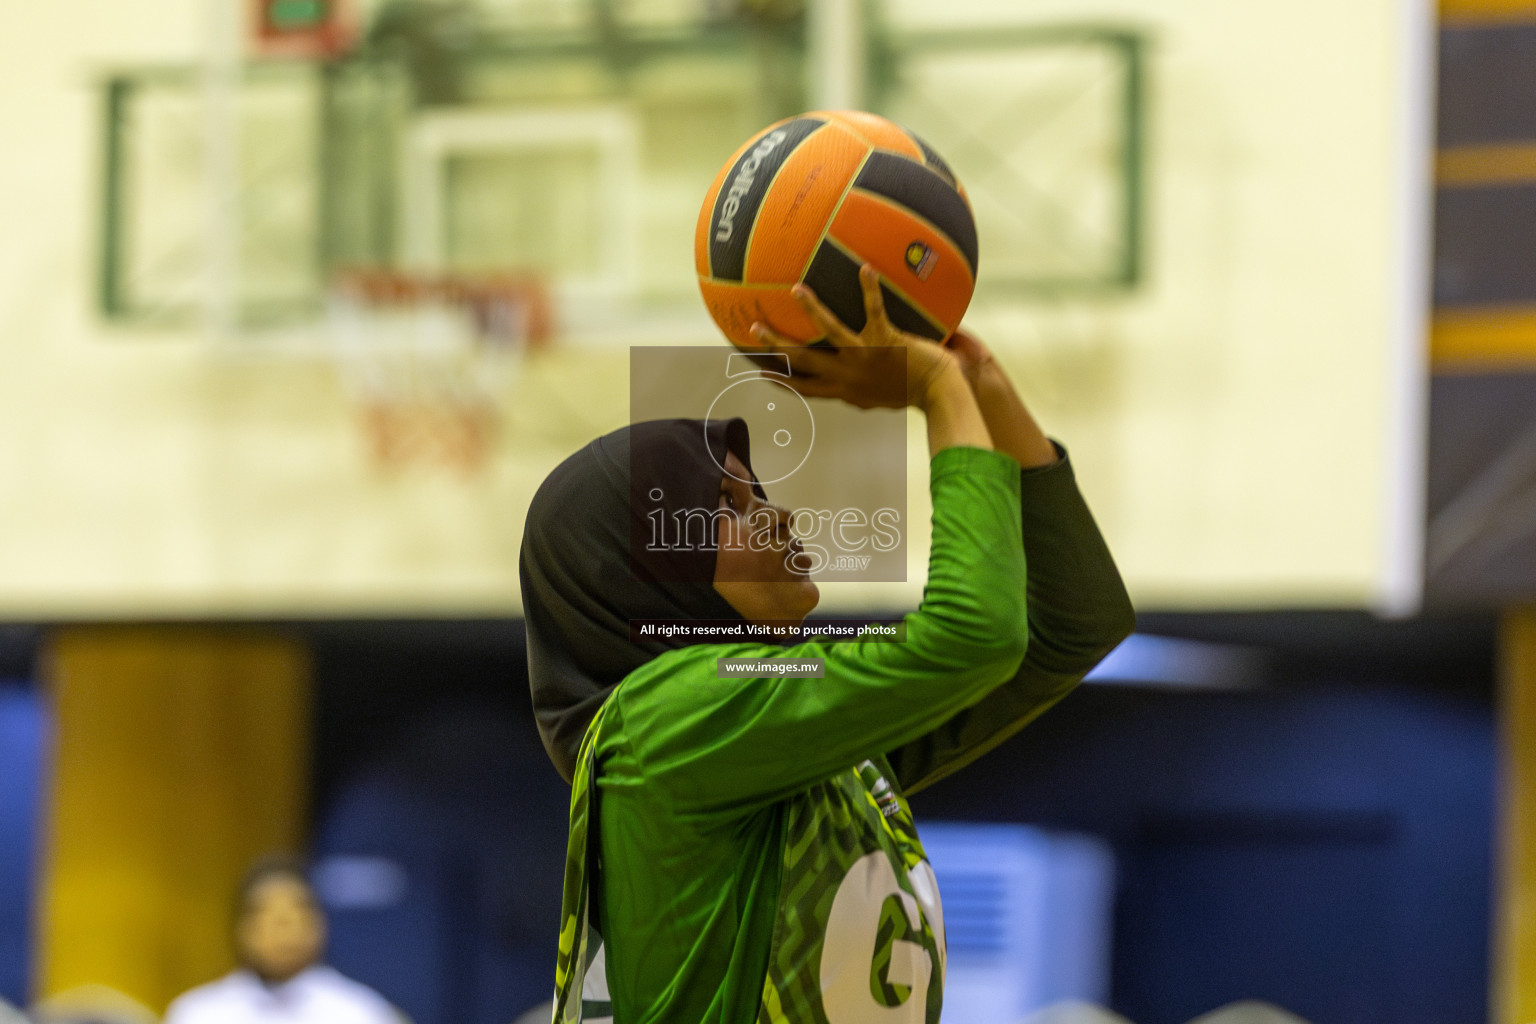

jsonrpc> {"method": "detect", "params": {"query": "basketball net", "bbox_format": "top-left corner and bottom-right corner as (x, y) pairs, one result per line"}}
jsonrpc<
(328, 270), (553, 474)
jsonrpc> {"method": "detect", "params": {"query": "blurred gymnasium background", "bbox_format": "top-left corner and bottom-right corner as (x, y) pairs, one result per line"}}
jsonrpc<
(2, 0), (1536, 1021)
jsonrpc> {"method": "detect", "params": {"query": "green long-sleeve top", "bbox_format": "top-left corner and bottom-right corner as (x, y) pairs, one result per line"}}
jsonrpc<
(554, 444), (1135, 1024)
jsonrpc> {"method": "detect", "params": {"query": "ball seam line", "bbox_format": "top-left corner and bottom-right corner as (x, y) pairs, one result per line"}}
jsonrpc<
(796, 149), (875, 284)
(739, 120), (835, 286)
(821, 113), (880, 152)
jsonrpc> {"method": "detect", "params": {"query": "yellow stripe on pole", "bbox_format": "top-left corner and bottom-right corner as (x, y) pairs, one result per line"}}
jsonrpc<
(1442, 0), (1536, 23)
(1439, 144), (1536, 188)
(34, 628), (310, 1014)
(1496, 609), (1536, 1024)
(1431, 308), (1536, 371)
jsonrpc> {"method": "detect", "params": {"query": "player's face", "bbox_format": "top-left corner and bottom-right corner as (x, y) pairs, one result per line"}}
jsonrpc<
(712, 451), (819, 625)
(237, 875), (325, 984)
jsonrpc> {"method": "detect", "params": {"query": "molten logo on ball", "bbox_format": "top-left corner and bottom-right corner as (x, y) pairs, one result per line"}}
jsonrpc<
(715, 129), (790, 243)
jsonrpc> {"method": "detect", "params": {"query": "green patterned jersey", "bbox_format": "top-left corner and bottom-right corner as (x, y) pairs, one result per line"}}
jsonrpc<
(550, 445), (1136, 1023)
(754, 757), (945, 1024)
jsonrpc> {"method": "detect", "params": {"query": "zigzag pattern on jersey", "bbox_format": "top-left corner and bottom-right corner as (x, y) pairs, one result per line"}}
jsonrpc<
(757, 771), (866, 1024)
(551, 697), (617, 1024)
(856, 760), (930, 871)
(554, 743), (594, 1019)
(756, 760), (944, 1024)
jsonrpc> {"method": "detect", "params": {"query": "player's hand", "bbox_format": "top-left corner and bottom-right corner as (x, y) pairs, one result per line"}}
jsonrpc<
(943, 328), (1002, 389)
(748, 264), (958, 412)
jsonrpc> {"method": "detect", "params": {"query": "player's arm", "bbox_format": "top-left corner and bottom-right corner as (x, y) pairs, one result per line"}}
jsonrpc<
(614, 274), (1026, 813)
(616, 444), (1032, 815)
(885, 333), (1135, 794)
(947, 329), (1059, 470)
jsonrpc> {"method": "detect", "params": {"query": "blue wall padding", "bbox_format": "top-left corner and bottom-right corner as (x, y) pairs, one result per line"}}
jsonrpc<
(0, 684), (45, 1006)
(312, 702), (569, 1024)
(909, 685), (1494, 1024)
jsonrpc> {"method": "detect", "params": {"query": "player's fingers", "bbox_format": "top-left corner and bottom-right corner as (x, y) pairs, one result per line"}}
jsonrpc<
(776, 373), (838, 399)
(750, 321), (797, 349)
(858, 264), (890, 338)
(750, 324), (836, 380)
(782, 342), (843, 380)
(790, 283), (862, 347)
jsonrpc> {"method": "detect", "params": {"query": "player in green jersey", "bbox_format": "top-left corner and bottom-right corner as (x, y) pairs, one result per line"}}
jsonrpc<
(520, 266), (1134, 1023)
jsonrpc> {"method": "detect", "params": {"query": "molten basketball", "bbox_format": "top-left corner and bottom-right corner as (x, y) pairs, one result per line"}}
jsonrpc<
(695, 110), (978, 350)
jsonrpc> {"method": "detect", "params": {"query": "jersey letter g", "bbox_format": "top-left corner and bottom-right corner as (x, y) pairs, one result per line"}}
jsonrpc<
(820, 852), (934, 1024)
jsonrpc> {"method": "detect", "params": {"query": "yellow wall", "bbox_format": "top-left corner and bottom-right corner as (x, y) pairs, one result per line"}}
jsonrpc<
(1497, 610), (1536, 1024)
(0, 0), (1430, 616)
(36, 628), (310, 1011)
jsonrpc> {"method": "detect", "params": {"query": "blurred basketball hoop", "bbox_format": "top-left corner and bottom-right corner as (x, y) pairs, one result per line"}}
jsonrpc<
(250, 0), (358, 59)
(327, 269), (552, 474)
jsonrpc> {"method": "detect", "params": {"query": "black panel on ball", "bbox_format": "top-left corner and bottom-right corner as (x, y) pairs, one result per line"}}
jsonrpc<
(904, 129), (959, 190)
(800, 241), (946, 341)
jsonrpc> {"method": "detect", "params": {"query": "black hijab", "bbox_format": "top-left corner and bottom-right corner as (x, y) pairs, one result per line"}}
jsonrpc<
(521, 418), (768, 782)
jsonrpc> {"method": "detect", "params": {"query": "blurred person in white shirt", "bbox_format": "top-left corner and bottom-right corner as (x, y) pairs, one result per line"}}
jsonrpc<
(164, 857), (405, 1024)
